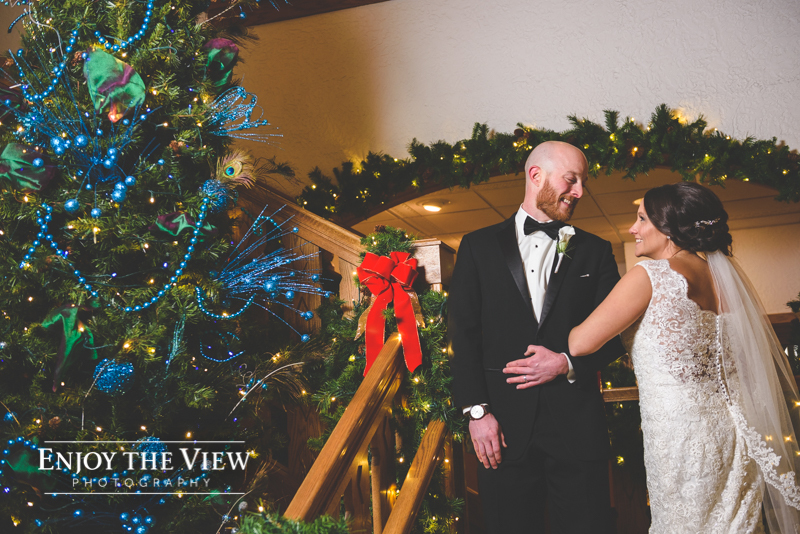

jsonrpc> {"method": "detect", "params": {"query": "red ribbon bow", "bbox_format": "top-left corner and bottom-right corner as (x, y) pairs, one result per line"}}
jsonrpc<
(356, 251), (424, 375)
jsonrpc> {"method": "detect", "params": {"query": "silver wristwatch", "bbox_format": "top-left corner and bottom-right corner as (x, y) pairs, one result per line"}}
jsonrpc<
(468, 404), (490, 421)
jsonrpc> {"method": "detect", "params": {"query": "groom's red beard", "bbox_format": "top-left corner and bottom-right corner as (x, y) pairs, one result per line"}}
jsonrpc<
(536, 178), (577, 222)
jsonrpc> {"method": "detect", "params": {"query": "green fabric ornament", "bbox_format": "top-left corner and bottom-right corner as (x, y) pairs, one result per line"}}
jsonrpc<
(204, 38), (239, 89)
(42, 305), (97, 392)
(83, 50), (146, 122)
(0, 144), (55, 191)
(5, 442), (57, 493)
(149, 212), (218, 241)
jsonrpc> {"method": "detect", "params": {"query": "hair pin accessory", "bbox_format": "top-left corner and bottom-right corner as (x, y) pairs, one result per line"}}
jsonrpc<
(694, 218), (720, 228)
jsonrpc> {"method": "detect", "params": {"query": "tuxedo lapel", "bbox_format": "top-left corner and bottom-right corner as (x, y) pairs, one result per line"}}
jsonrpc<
(538, 234), (577, 327)
(496, 220), (535, 318)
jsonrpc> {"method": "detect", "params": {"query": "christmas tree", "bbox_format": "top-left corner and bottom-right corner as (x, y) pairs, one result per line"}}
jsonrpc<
(0, 1), (329, 532)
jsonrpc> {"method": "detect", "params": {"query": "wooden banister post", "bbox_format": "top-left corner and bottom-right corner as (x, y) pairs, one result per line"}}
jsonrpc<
(383, 420), (449, 534)
(410, 239), (455, 293)
(371, 412), (397, 534)
(284, 333), (405, 522)
(342, 456), (372, 531)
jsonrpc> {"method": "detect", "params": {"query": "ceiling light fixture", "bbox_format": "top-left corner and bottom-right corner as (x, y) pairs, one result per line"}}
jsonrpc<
(632, 198), (643, 206)
(420, 199), (449, 212)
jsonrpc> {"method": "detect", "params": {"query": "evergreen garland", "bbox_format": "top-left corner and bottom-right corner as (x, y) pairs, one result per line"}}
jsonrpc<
(297, 105), (800, 222)
(238, 512), (350, 534)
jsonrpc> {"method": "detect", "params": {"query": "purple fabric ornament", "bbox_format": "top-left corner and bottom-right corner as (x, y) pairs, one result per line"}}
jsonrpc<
(83, 50), (146, 122)
(204, 38), (239, 89)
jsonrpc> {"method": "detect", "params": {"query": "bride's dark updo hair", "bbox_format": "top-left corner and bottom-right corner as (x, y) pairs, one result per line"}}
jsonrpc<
(643, 182), (732, 256)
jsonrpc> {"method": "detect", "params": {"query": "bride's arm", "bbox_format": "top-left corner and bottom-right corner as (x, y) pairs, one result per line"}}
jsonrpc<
(568, 265), (652, 357)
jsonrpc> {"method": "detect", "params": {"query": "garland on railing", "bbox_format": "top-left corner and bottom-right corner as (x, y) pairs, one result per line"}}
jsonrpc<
(303, 226), (464, 534)
(238, 512), (350, 534)
(297, 105), (800, 221)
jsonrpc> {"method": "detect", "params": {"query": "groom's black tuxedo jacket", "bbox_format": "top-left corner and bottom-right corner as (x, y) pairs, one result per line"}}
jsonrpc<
(449, 216), (624, 462)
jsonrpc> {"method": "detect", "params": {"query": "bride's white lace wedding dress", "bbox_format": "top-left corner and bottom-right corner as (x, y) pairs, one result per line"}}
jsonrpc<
(622, 259), (765, 534)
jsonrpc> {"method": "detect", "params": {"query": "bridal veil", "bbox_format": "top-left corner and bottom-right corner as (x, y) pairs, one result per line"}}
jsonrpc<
(709, 250), (800, 533)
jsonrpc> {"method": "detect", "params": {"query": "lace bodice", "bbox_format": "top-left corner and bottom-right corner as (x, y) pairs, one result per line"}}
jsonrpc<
(623, 259), (764, 533)
(623, 259), (721, 391)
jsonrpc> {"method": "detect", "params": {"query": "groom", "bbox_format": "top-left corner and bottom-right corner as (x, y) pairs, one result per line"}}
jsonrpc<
(448, 141), (624, 533)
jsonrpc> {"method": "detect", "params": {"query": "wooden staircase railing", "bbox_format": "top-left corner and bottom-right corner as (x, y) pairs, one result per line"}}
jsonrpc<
(382, 420), (448, 534)
(284, 332), (450, 533)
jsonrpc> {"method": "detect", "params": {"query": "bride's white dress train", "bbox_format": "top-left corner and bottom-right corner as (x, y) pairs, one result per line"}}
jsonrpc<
(623, 259), (765, 534)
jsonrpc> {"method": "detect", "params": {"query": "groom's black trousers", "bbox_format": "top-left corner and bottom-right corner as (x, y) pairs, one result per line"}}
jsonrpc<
(476, 394), (613, 534)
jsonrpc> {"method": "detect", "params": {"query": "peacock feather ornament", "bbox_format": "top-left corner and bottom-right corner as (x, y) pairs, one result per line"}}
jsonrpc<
(201, 149), (265, 213)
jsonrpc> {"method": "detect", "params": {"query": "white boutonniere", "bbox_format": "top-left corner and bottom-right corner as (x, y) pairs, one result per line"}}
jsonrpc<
(554, 226), (575, 273)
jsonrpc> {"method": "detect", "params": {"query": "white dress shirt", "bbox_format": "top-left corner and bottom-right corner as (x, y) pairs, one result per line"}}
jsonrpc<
(515, 208), (557, 321)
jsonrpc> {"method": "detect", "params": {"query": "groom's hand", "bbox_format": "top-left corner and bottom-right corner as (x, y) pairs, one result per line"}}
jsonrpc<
(503, 345), (569, 388)
(469, 414), (506, 469)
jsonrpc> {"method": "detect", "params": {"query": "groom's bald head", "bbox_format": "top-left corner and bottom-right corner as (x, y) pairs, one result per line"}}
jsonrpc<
(522, 141), (588, 222)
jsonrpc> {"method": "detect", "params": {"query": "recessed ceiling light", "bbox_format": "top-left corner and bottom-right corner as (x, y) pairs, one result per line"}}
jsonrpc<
(632, 198), (643, 206)
(420, 199), (449, 212)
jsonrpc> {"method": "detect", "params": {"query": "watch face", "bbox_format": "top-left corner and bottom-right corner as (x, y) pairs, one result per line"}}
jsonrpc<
(470, 405), (485, 419)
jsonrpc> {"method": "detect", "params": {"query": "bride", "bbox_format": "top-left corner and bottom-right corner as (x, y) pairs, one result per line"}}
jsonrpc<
(507, 182), (800, 533)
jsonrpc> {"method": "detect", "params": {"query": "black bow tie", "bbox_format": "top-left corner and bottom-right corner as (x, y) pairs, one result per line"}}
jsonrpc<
(523, 217), (565, 240)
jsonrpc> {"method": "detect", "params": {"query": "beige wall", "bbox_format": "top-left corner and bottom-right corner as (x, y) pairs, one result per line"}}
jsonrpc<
(0, 6), (24, 54)
(624, 223), (800, 314)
